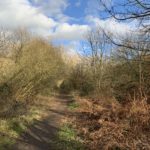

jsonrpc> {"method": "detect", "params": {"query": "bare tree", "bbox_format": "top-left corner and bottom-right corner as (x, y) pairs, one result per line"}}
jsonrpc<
(99, 0), (150, 21)
(98, 0), (150, 99)
(85, 28), (111, 93)
(99, 0), (150, 50)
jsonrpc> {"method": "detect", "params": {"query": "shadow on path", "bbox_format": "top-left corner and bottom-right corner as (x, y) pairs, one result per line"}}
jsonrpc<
(11, 95), (75, 150)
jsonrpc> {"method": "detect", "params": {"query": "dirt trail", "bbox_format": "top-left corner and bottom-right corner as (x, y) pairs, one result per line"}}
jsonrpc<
(12, 95), (74, 150)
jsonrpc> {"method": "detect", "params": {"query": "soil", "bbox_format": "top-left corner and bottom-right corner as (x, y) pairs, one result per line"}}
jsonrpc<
(11, 95), (74, 150)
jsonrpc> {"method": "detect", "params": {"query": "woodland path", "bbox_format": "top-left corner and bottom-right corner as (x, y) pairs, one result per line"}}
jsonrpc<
(12, 95), (74, 150)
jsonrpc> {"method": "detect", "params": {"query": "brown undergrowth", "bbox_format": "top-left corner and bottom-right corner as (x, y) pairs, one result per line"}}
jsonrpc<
(73, 97), (150, 150)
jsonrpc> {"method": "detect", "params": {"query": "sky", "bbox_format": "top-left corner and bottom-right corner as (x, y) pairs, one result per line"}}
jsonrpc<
(0, 0), (133, 53)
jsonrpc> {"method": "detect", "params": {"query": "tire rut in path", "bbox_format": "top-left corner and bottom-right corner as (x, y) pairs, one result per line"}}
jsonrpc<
(12, 95), (74, 150)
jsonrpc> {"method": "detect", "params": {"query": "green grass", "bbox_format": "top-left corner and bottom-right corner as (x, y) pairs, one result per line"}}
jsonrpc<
(59, 124), (76, 141)
(55, 124), (84, 150)
(68, 102), (79, 110)
(8, 120), (26, 135)
(0, 136), (15, 150)
(0, 105), (43, 149)
(0, 118), (28, 149)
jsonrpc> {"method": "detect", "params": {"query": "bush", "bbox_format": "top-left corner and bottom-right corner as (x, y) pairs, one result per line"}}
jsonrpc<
(0, 35), (66, 117)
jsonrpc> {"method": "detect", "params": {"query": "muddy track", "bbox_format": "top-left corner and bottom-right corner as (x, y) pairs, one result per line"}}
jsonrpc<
(11, 95), (74, 150)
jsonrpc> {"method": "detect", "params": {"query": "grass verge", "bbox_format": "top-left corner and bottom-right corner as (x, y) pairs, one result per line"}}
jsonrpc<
(68, 102), (79, 110)
(0, 104), (44, 149)
(55, 123), (84, 150)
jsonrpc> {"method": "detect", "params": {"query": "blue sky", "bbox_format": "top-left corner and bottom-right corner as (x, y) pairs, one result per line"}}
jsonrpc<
(65, 0), (86, 21)
(0, 0), (132, 53)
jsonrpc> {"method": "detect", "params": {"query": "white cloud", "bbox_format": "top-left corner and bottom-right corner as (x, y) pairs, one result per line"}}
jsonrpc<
(30, 0), (70, 22)
(1, 0), (130, 42)
(86, 15), (132, 36)
(0, 0), (57, 36)
(0, 0), (90, 40)
(51, 23), (90, 40)
(31, 0), (68, 13)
